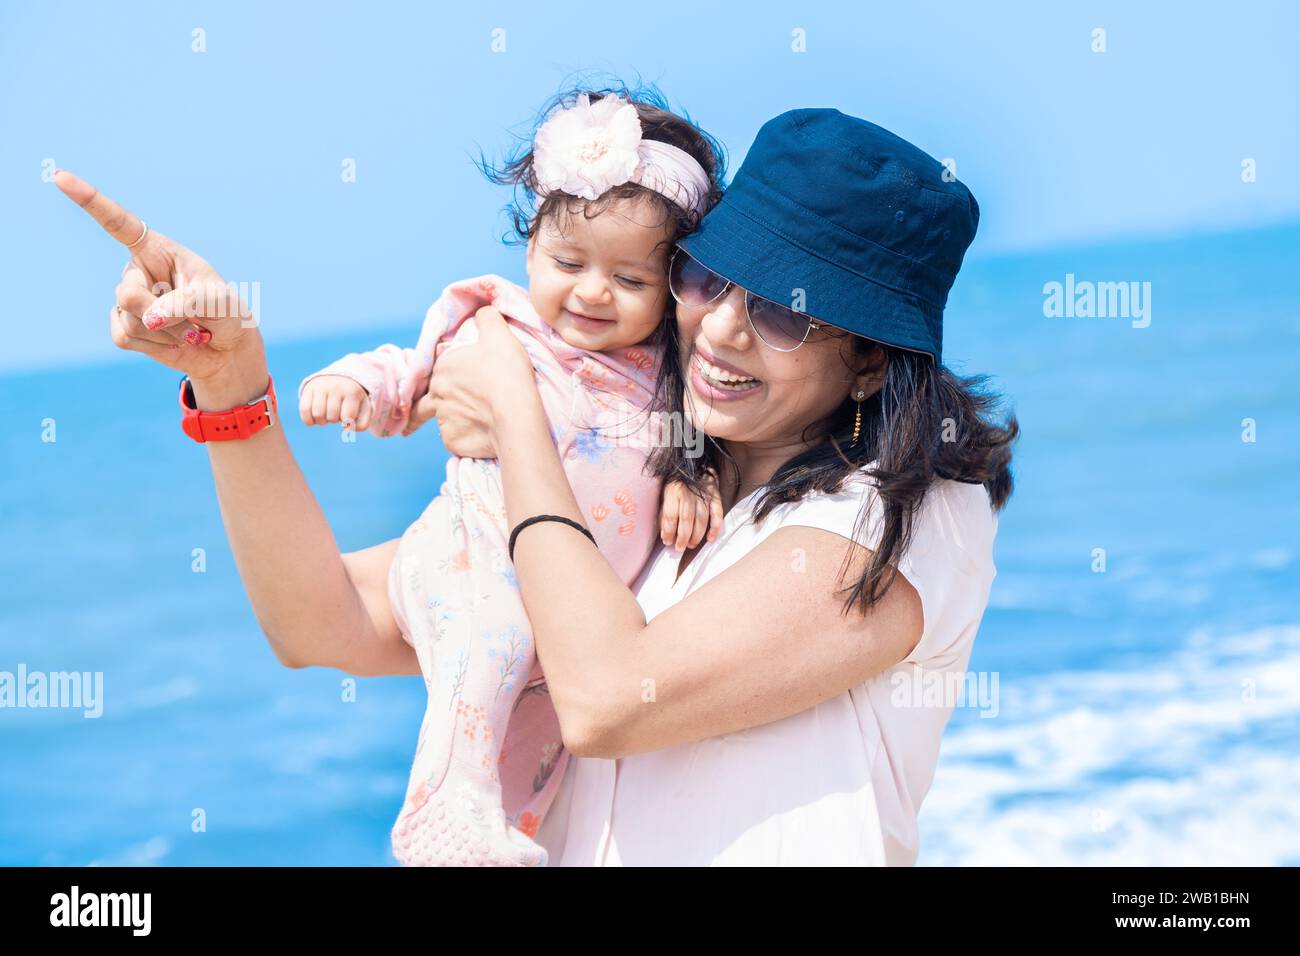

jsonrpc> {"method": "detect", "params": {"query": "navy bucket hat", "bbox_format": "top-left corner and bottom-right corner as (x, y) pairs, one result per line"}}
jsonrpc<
(678, 109), (980, 364)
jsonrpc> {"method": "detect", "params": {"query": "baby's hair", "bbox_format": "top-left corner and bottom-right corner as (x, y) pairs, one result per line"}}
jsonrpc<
(479, 79), (728, 252)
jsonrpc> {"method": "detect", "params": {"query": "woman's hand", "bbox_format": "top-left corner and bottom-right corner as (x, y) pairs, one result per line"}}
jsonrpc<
(53, 169), (264, 388)
(422, 305), (535, 458)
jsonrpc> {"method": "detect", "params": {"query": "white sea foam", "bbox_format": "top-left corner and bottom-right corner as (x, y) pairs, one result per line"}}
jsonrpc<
(917, 624), (1300, 865)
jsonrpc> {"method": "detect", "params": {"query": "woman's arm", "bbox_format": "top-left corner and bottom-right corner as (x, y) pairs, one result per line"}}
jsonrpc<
(55, 170), (418, 678)
(196, 361), (419, 677)
(438, 308), (923, 758)
(586, 525), (922, 758)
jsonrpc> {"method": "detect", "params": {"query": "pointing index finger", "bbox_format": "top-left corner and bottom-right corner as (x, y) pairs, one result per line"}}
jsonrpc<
(53, 169), (150, 249)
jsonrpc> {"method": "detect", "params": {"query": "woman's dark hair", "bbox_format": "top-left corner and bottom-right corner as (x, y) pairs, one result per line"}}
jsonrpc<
(645, 328), (1020, 618)
(479, 80), (727, 253)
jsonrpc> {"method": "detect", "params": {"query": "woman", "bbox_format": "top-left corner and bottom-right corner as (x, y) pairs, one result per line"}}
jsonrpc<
(56, 107), (1017, 866)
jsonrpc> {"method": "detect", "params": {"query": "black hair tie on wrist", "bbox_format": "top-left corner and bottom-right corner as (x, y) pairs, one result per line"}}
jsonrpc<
(508, 514), (597, 562)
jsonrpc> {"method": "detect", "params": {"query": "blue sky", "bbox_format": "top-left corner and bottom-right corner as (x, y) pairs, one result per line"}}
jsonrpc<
(4, 0), (1297, 371)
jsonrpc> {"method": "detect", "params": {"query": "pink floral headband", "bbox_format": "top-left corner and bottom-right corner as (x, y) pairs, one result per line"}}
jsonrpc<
(532, 93), (712, 217)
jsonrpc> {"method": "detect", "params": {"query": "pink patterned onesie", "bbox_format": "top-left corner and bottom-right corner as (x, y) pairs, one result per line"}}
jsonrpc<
(298, 276), (665, 865)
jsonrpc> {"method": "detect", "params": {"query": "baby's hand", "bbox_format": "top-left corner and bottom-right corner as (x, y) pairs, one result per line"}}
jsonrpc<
(660, 468), (724, 551)
(299, 374), (372, 431)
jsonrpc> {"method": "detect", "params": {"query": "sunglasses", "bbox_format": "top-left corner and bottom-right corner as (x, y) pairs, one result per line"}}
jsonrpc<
(668, 248), (832, 352)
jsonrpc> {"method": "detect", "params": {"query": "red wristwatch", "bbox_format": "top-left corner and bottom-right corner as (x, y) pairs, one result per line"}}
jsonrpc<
(179, 374), (277, 442)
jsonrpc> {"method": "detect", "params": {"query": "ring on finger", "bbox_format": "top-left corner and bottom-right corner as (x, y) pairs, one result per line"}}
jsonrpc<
(126, 221), (149, 248)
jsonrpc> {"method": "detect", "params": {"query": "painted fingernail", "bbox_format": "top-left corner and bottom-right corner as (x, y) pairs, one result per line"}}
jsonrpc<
(142, 308), (165, 330)
(184, 328), (201, 345)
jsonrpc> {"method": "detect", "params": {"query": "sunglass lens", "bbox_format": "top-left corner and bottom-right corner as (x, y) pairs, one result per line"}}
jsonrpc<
(747, 294), (813, 350)
(670, 251), (730, 306)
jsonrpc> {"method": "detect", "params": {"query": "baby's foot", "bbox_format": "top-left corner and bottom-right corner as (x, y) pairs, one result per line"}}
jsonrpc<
(392, 779), (547, 867)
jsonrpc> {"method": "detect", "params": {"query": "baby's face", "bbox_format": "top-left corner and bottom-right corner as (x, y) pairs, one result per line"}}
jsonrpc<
(526, 195), (675, 351)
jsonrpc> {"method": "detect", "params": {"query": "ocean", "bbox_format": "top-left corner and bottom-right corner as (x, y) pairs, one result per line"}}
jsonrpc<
(2, 221), (1298, 865)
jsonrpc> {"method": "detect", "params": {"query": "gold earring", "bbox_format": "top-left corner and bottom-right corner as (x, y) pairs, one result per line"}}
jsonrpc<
(851, 389), (865, 445)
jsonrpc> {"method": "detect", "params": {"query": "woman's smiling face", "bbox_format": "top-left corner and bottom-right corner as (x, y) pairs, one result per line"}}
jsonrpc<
(676, 283), (883, 446)
(526, 195), (675, 351)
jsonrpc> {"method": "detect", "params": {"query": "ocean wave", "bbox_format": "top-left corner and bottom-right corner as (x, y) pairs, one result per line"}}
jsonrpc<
(918, 624), (1300, 865)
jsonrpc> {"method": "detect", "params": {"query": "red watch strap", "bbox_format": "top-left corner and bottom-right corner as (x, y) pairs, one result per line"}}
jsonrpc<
(179, 375), (277, 443)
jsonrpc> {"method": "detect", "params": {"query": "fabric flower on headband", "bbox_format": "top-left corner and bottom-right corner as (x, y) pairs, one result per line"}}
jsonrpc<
(533, 93), (644, 201)
(531, 93), (713, 216)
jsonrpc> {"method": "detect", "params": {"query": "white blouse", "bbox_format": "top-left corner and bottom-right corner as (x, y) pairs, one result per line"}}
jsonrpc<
(534, 464), (999, 866)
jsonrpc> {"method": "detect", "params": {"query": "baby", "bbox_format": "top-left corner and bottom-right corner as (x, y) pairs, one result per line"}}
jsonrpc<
(297, 90), (724, 865)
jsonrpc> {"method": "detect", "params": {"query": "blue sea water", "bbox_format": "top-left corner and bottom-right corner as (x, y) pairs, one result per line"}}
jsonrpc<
(2, 221), (1298, 866)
